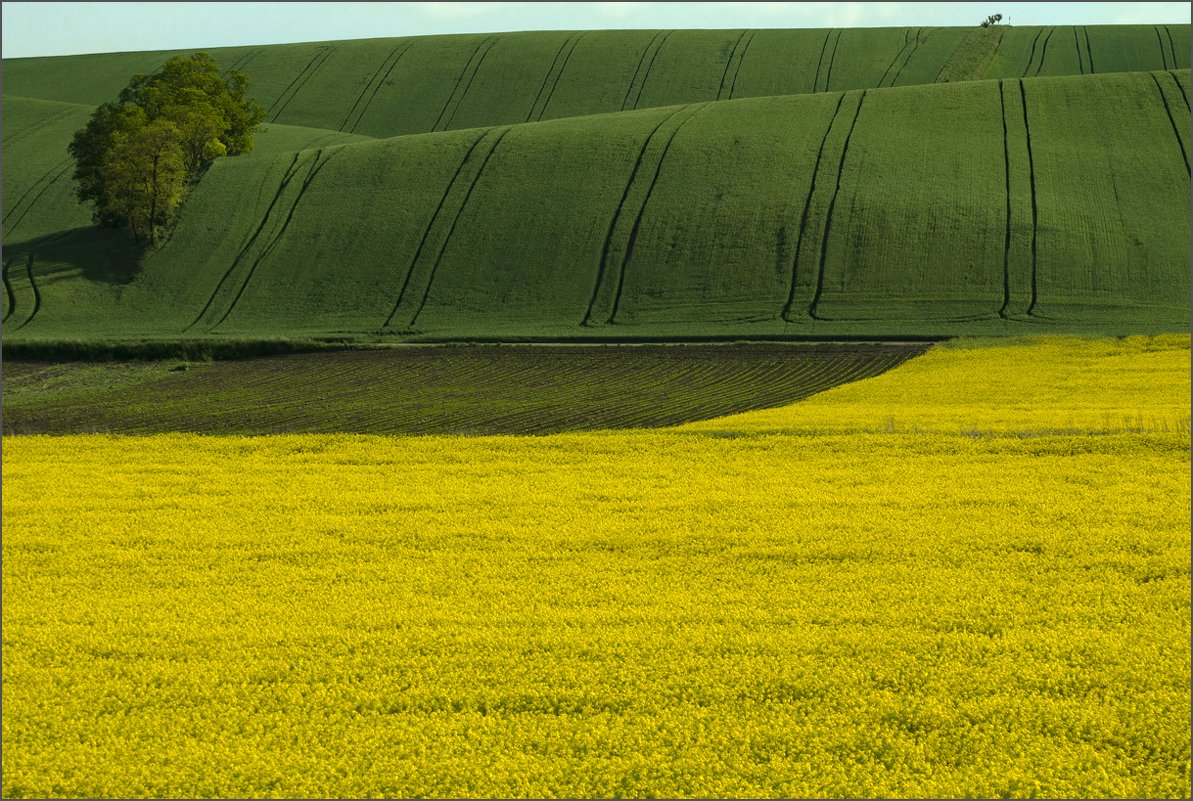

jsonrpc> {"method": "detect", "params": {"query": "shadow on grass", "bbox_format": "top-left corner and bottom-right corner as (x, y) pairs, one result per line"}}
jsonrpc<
(5, 226), (145, 286)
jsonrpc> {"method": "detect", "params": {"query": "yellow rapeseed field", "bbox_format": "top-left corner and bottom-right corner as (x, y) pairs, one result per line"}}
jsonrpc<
(2, 336), (1189, 798)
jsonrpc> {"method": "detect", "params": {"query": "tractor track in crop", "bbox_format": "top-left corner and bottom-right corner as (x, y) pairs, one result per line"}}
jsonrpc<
(822, 29), (844, 92)
(12, 252), (42, 331)
(1154, 27), (1170, 70)
(533, 32), (586, 121)
(184, 152), (305, 331)
(609, 104), (708, 324)
(724, 30), (756, 100)
(888, 28), (931, 88)
(1017, 80), (1040, 317)
(782, 92), (848, 323)
(3, 160), (71, 235)
(1083, 27), (1096, 73)
(211, 149), (342, 330)
(431, 35), (498, 132)
(1032, 27), (1055, 76)
(407, 127), (512, 327)
(340, 41), (415, 133)
(1073, 27), (1086, 74)
(998, 81), (1013, 320)
(383, 128), (495, 331)
(2, 108), (76, 148)
(809, 90), (867, 321)
(438, 35), (500, 131)
(811, 30), (833, 93)
(1149, 73), (1190, 175)
(1167, 71), (1190, 111)
(1163, 26), (1179, 69)
(1021, 28), (1045, 77)
(2, 257), (17, 323)
(221, 48), (262, 77)
(621, 31), (668, 111)
(527, 32), (581, 121)
(582, 106), (689, 328)
(878, 29), (915, 88)
(628, 30), (675, 110)
(268, 45), (339, 123)
(716, 30), (752, 100)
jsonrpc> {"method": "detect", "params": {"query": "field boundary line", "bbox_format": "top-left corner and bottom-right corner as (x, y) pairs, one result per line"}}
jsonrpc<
(211, 149), (344, 330)
(609, 103), (709, 324)
(440, 35), (501, 131)
(408, 127), (513, 327)
(809, 90), (867, 321)
(782, 92), (847, 323)
(340, 41), (413, 132)
(629, 30), (674, 110)
(183, 152), (304, 331)
(620, 31), (666, 111)
(1017, 79), (1040, 317)
(581, 106), (688, 327)
(527, 32), (579, 122)
(725, 30), (757, 100)
(715, 30), (750, 100)
(382, 128), (494, 331)
(534, 32), (587, 121)
(1149, 73), (1190, 174)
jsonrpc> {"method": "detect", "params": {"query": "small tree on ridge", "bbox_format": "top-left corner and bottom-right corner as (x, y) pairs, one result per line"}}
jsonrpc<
(68, 52), (265, 245)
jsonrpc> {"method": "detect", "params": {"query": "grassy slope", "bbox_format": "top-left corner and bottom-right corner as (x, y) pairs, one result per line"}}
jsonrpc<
(4, 69), (1188, 342)
(0, 343), (926, 435)
(4, 25), (1185, 135)
(2, 26), (1188, 343)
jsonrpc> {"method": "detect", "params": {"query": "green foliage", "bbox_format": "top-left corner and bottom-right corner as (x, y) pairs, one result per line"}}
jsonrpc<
(980, 13), (1004, 28)
(66, 52), (264, 244)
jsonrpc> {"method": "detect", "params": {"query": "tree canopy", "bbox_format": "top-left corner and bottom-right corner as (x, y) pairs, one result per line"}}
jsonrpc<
(68, 52), (265, 245)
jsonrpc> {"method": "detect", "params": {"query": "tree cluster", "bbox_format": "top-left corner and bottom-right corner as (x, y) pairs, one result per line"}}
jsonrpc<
(980, 14), (1004, 27)
(69, 53), (265, 245)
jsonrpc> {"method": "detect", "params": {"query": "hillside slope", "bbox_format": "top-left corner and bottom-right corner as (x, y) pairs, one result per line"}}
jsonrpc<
(4, 25), (1187, 137)
(4, 69), (1188, 342)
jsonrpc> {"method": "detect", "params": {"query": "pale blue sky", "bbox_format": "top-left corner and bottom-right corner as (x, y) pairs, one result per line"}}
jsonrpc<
(2, 2), (1189, 59)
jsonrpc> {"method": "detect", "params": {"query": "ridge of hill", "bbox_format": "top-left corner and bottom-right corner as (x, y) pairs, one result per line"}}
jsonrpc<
(4, 68), (1188, 343)
(4, 25), (1188, 137)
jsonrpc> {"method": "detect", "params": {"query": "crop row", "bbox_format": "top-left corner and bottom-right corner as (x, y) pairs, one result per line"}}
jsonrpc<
(0, 344), (925, 435)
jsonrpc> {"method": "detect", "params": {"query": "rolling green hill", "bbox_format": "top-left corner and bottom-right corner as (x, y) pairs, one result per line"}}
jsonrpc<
(2, 26), (1189, 345)
(4, 25), (1187, 135)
